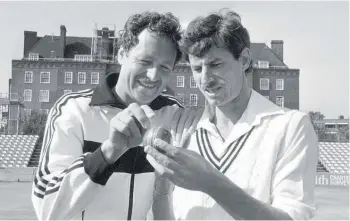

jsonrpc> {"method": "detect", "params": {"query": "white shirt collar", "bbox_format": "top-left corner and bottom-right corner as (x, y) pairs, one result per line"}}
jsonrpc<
(197, 90), (286, 144)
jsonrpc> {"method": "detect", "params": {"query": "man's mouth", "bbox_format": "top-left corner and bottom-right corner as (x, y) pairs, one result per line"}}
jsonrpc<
(137, 78), (158, 89)
(204, 85), (222, 95)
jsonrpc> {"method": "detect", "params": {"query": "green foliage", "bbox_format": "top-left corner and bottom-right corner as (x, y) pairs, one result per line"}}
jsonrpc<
(22, 110), (47, 142)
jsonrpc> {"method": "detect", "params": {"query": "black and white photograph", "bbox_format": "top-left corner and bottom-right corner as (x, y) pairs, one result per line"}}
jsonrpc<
(0, 1), (348, 220)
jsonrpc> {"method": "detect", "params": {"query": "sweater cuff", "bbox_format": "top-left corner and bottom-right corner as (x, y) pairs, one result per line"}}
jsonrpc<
(84, 147), (114, 185)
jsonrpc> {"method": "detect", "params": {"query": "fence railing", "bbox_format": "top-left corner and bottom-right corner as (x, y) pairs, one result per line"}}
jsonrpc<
(22, 57), (118, 63)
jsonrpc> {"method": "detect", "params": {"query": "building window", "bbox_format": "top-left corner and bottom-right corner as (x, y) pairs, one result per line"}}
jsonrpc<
(91, 72), (99, 84)
(176, 93), (185, 106)
(276, 79), (284, 90)
(257, 60), (269, 68)
(0, 105), (8, 112)
(24, 71), (33, 83)
(276, 96), (284, 107)
(264, 96), (269, 100)
(0, 105), (8, 114)
(50, 51), (56, 58)
(40, 72), (50, 83)
(190, 76), (197, 88)
(63, 89), (72, 95)
(190, 94), (198, 106)
(23, 109), (32, 118)
(260, 78), (269, 90)
(28, 53), (39, 61)
(65, 72), (73, 84)
(75, 55), (92, 62)
(177, 76), (185, 87)
(23, 89), (32, 102)
(78, 72), (86, 84)
(39, 90), (50, 102)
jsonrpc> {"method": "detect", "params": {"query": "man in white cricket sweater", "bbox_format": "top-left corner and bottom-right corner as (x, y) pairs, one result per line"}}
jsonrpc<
(145, 9), (318, 220)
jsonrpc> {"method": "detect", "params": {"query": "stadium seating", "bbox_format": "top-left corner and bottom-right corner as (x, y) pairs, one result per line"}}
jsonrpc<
(0, 135), (39, 168)
(319, 142), (349, 174)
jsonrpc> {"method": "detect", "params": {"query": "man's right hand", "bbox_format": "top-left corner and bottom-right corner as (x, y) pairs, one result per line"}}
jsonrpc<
(101, 103), (156, 164)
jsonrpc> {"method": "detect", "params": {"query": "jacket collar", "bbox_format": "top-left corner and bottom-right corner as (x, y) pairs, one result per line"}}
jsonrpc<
(89, 72), (179, 111)
(89, 72), (127, 109)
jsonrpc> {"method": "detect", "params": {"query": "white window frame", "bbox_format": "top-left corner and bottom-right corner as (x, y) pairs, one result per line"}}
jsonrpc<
(39, 90), (50, 102)
(24, 71), (33, 83)
(276, 96), (284, 107)
(276, 79), (284, 90)
(28, 53), (39, 61)
(190, 93), (198, 106)
(63, 89), (72, 95)
(23, 89), (32, 102)
(74, 55), (92, 62)
(40, 72), (50, 83)
(0, 105), (8, 112)
(91, 72), (99, 84)
(177, 76), (185, 88)
(50, 50), (56, 58)
(78, 72), (86, 84)
(190, 76), (197, 88)
(64, 72), (73, 84)
(258, 60), (269, 68)
(260, 78), (269, 90)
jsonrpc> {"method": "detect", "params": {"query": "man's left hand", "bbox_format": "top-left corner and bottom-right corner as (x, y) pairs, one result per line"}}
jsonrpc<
(145, 138), (218, 193)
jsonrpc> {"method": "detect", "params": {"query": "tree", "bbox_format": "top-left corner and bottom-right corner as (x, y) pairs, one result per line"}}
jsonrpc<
(22, 110), (48, 142)
(338, 115), (345, 119)
(308, 111), (326, 132)
(308, 111), (325, 121)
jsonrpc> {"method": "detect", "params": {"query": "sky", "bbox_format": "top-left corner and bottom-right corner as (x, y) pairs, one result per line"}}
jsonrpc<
(0, 1), (348, 119)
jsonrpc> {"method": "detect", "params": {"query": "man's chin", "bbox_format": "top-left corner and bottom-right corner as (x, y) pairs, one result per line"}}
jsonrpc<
(206, 97), (226, 107)
(134, 93), (158, 105)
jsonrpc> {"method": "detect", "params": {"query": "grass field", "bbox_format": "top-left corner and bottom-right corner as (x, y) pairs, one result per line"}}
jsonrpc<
(0, 182), (348, 220)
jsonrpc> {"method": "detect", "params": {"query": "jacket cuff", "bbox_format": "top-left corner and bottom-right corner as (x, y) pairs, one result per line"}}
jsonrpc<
(83, 147), (114, 185)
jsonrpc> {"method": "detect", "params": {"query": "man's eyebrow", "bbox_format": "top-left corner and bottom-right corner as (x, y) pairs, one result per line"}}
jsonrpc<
(207, 58), (222, 64)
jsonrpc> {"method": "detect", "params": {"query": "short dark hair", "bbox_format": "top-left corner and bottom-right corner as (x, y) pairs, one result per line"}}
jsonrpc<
(119, 11), (182, 63)
(180, 8), (252, 72)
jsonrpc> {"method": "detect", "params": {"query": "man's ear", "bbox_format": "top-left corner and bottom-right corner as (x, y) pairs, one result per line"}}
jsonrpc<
(117, 47), (127, 64)
(240, 47), (251, 72)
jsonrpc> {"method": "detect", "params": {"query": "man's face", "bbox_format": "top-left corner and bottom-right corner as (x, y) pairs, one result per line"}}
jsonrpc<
(189, 46), (247, 107)
(119, 29), (177, 104)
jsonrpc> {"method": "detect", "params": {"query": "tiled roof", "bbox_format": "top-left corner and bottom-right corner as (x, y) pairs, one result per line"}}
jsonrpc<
(25, 35), (92, 59)
(250, 43), (286, 67)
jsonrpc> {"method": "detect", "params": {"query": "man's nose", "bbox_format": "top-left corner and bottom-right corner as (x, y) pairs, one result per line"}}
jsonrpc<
(146, 67), (160, 81)
(201, 67), (213, 84)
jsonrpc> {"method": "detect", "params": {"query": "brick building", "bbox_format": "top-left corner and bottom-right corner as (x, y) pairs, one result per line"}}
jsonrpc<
(7, 25), (300, 134)
(8, 25), (120, 134)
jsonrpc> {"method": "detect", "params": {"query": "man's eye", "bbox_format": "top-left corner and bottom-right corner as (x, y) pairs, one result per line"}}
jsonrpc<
(211, 63), (222, 67)
(160, 65), (171, 72)
(139, 60), (151, 65)
(192, 67), (202, 72)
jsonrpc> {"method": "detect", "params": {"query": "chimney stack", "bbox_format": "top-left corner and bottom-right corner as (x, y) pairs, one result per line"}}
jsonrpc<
(271, 40), (283, 62)
(23, 31), (38, 57)
(60, 25), (67, 58)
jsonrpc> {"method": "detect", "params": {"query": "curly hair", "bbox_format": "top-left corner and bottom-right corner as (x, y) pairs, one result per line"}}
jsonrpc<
(118, 11), (182, 63)
(180, 8), (252, 72)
